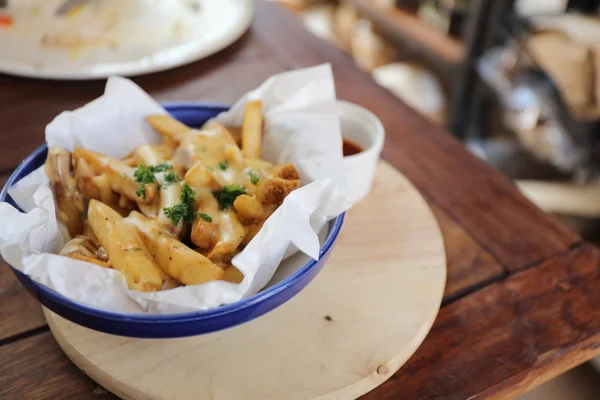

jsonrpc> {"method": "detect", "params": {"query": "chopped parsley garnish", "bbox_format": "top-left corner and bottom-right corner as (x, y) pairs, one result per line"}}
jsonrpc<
(196, 212), (213, 222)
(119, 172), (126, 179)
(180, 183), (195, 209)
(163, 183), (197, 225)
(134, 165), (156, 185)
(148, 163), (173, 173)
(136, 186), (147, 199)
(213, 184), (246, 209)
(248, 171), (259, 185)
(219, 160), (229, 171)
(133, 163), (175, 197)
(133, 165), (157, 199)
(207, 167), (215, 172)
(163, 170), (179, 186)
(163, 204), (187, 225)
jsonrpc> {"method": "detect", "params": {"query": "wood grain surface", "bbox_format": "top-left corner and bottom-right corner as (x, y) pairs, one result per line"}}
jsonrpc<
(431, 205), (506, 304)
(0, 261), (46, 343)
(0, 1), (596, 399)
(362, 244), (600, 400)
(0, 332), (114, 400)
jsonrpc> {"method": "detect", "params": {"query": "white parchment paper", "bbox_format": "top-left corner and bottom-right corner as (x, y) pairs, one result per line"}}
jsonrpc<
(0, 64), (352, 314)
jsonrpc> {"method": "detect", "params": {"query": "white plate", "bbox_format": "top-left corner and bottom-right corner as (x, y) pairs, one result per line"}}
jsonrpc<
(0, 0), (253, 80)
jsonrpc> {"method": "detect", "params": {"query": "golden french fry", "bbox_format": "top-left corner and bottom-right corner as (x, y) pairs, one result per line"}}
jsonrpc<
(45, 148), (84, 237)
(202, 120), (238, 146)
(208, 210), (246, 258)
(133, 144), (173, 166)
(146, 115), (191, 143)
(228, 126), (243, 147)
(75, 157), (101, 199)
(222, 144), (245, 169)
(137, 201), (159, 219)
(222, 266), (244, 283)
(88, 200), (164, 292)
(78, 173), (133, 217)
(74, 147), (157, 204)
(127, 212), (224, 285)
(163, 136), (179, 150)
(233, 194), (264, 223)
(189, 189), (221, 249)
(241, 100), (263, 158)
(185, 163), (217, 189)
(244, 157), (274, 171)
(60, 236), (100, 259)
(162, 278), (182, 290)
(82, 221), (98, 242)
(67, 253), (110, 269)
(241, 203), (277, 246)
(60, 236), (111, 268)
(52, 182), (84, 237)
(156, 182), (183, 235)
(121, 152), (138, 167)
(190, 218), (219, 249)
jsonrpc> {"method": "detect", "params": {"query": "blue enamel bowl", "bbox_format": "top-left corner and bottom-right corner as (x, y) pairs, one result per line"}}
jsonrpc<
(0, 103), (345, 338)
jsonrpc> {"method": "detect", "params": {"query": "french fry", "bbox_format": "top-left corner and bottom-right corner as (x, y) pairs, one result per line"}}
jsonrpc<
(75, 157), (101, 199)
(222, 266), (244, 283)
(90, 175), (121, 210)
(50, 94), (303, 295)
(201, 120), (238, 147)
(59, 236), (110, 268)
(133, 144), (170, 166)
(190, 218), (219, 249)
(146, 115), (191, 143)
(67, 253), (110, 269)
(185, 162), (217, 189)
(241, 100), (263, 158)
(82, 221), (98, 242)
(60, 236), (100, 258)
(162, 278), (182, 290)
(189, 188), (220, 249)
(233, 194), (264, 223)
(74, 147), (157, 204)
(127, 212), (224, 285)
(208, 210), (246, 258)
(45, 148), (84, 237)
(121, 152), (138, 167)
(156, 181), (183, 235)
(137, 201), (159, 219)
(241, 222), (263, 246)
(222, 144), (245, 169)
(88, 200), (164, 292)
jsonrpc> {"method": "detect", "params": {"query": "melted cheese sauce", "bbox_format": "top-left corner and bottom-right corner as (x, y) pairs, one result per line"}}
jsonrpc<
(175, 129), (275, 196)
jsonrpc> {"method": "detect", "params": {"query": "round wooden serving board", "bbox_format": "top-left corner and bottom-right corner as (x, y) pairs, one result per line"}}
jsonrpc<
(44, 161), (447, 400)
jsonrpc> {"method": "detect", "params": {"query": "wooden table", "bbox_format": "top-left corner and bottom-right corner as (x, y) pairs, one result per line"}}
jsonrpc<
(0, 1), (598, 399)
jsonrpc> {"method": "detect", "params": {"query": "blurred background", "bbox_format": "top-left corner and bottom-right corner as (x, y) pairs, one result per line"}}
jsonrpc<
(277, 0), (600, 244)
(275, 1), (600, 397)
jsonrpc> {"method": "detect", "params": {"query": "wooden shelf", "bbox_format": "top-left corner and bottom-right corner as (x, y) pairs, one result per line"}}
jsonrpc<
(353, 0), (465, 65)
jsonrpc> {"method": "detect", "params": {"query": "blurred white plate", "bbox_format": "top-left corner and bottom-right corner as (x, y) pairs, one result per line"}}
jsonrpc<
(0, 0), (253, 80)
